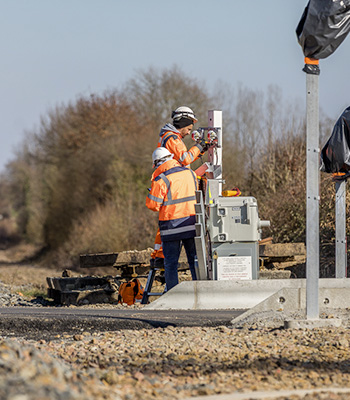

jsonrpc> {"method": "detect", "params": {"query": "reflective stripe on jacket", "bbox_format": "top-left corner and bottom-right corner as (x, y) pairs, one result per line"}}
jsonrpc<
(157, 123), (201, 166)
(146, 159), (198, 242)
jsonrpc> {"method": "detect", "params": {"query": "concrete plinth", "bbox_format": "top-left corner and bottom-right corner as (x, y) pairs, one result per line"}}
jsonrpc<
(284, 318), (343, 329)
(145, 278), (350, 311)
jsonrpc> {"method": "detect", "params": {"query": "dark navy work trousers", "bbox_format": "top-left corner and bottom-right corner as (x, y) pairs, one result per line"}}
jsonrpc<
(162, 237), (197, 290)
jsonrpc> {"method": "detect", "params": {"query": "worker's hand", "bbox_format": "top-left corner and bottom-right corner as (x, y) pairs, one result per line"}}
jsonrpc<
(198, 138), (210, 152)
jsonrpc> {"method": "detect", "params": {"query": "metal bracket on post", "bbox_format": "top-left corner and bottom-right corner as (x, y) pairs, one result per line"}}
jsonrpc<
(335, 180), (347, 278)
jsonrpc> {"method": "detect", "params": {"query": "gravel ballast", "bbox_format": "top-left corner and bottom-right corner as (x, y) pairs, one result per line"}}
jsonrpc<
(1, 278), (350, 399)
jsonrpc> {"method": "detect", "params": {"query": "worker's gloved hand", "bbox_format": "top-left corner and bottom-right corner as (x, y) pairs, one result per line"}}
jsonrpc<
(198, 138), (210, 152)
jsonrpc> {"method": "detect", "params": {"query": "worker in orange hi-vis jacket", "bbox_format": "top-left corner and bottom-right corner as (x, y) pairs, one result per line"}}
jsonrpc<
(146, 147), (199, 290)
(157, 106), (207, 165)
(150, 106), (210, 266)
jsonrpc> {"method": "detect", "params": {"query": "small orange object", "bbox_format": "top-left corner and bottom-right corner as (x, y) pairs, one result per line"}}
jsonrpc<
(222, 187), (241, 197)
(333, 172), (346, 177)
(118, 278), (144, 305)
(304, 57), (319, 65)
(259, 237), (273, 245)
(332, 171), (350, 181)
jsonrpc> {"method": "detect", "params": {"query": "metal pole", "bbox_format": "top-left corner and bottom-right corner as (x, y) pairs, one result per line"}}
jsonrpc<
(306, 72), (319, 319)
(335, 180), (347, 278)
(208, 110), (223, 194)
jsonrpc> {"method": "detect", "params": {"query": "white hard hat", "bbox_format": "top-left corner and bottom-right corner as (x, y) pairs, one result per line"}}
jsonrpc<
(171, 106), (198, 123)
(152, 147), (173, 167)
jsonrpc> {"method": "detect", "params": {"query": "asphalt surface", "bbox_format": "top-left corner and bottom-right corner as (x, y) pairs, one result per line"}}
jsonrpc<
(0, 307), (245, 339)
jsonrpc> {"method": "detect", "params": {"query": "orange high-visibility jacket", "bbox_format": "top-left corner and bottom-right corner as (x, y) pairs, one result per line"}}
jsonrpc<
(151, 229), (163, 259)
(146, 158), (198, 242)
(157, 123), (202, 166)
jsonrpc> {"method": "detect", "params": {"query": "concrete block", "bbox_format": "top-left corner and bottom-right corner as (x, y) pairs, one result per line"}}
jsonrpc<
(259, 242), (306, 257)
(284, 318), (343, 329)
(231, 285), (350, 326)
(115, 249), (153, 265)
(259, 270), (291, 279)
(145, 278), (350, 311)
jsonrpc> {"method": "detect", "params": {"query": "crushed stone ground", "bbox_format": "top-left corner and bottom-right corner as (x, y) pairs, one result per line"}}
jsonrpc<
(1, 244), (350, 399)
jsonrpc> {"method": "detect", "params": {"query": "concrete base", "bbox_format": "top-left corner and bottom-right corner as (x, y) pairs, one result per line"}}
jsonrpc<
(145, 278), (350, 311)
(284, 318), (343, 329)
(259, 270), (291, 279)
(230, 285), (350, 326)
(186, 387), (350, 400)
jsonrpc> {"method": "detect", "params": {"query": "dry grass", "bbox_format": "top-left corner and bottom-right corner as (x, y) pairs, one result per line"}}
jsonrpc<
(0, 243), (68, 288)
(0, 265), (65, 289)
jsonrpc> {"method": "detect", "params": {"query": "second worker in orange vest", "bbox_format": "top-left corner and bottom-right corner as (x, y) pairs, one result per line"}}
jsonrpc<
(146, 147), (199, 290)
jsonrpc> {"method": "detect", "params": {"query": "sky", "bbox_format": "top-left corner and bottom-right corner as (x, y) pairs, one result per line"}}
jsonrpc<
(1, 0), (350, 173)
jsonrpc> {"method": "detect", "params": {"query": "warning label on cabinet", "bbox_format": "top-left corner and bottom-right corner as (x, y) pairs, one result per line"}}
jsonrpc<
(217, 256), (252, 280)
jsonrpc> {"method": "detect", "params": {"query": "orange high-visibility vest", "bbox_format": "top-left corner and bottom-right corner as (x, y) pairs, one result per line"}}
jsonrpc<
(146, 159), (198, 241)
(151, 229), (164, 259)
(158, 129), (202, 166)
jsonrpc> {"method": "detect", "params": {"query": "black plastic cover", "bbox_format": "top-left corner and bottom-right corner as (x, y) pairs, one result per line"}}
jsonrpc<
(302, 63), (320, 75)
(320, 106), (350, 173)
(296, 0), (350, 59)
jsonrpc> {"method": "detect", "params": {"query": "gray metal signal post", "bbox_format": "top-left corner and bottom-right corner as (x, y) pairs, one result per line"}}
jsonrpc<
(296, 0), (350, 320)
(335, 180), (347, 278)
(305, 63), (320, 319)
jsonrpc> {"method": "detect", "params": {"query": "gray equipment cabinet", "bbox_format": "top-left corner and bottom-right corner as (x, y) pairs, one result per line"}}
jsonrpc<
(207, 196), (268, 280)
(194, 181), (270, 281)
